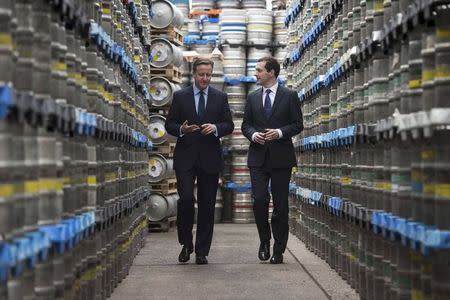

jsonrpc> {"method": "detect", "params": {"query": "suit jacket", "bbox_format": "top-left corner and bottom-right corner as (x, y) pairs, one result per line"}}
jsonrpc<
(165, 85), (234, 174)
(241, 85), (303, 168)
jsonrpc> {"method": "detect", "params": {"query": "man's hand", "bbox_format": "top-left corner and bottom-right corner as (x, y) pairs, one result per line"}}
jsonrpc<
(181, 120), (200, 134)
(200, 123), (216, 135)
(253, 132), (266, 145)
(264, 129), (280, 141)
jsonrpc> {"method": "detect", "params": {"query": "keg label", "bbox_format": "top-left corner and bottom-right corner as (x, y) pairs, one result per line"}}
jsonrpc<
(435, 183), (450, 198)
(0, 184), (14, 198)
(436, 66), (450, 79)
(436, 29), (450, 40)
(0, 33), (13, 49)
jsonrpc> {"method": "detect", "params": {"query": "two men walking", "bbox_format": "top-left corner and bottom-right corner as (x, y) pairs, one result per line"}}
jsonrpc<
(165, 56), (303, 264)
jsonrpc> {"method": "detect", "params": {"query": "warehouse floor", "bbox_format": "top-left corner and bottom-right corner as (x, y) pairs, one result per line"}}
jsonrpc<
(110, 224), (359, 300)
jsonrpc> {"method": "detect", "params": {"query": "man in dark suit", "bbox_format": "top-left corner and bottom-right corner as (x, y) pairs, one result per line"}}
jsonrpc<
(241, 56), (303, 264)
(165, 58), (234, 265)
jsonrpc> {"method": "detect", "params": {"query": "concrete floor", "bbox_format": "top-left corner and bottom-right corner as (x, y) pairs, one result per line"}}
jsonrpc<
(110, 224), (359, 300)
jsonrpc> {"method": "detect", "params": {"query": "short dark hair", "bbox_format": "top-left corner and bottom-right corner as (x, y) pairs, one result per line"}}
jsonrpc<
(192, 57), (214, 73)
(257, 56), (280, 78)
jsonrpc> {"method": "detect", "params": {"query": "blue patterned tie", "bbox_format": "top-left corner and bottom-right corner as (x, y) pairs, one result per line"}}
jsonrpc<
(264, 89), (272, 117)
(198, 90), (205, 119)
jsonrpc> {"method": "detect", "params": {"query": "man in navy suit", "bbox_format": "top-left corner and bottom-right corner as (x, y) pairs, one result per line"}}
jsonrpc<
(165, 58), (234, 265)
(242, 57), (303, 264)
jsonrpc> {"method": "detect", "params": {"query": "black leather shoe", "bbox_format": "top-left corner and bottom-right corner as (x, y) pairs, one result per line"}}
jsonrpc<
(258, 241), (270, 261)
(270, 254), (283, 264)
(195, 255), (208, 265)
(178, 246), (193, 263)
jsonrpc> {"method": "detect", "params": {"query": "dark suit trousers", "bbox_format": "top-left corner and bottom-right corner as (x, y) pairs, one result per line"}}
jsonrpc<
(176, 165), (219, 256)
(250, 158), (292, 255)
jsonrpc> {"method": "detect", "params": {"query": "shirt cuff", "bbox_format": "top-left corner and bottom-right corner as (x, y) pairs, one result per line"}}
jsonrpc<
(179, 126), (184, 137)
(276, 129), (283, 139)
(251, 132), (257, 142)
(213, 125), (218, 137)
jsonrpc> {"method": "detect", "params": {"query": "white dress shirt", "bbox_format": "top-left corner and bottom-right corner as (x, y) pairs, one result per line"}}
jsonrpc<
(179, 84), (217, 137)
(251, 83), (283, 142)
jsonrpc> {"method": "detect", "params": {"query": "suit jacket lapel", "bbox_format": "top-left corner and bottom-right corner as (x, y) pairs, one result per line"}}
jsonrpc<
(187, 86), (198, 121)
(254, 87), (265, 118)
(205, 87), (214, 116)
(269, 86), (285, 120)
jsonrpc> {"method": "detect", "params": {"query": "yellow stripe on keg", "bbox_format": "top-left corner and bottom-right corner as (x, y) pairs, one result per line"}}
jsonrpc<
(436, 29), (450, 39)
(62, 177), (71, 185)
(334, 41), (340, 49)
(87, 176), (97, 185)
(435, 66), (450, 79)
(102, 8), (111, 15)
(411, 290), (423, 300)
(423, 183), (435, 194)
(421, 150), (435, 160)
(374, 181), (391, 191)
(435, 184), (450, 198)
(39, 179), (62, 192)
(374, 1), (384, 12)
(87, 82), (98, 91)
(340, 177), (352, 184)
(55, 179), (63, 192)
(51, 62), (67, 72)
(0, 184), (14, 198)
(24, 180), (40, 193)
(0, 33), (13, 48)
(422, 70), (435, 82)
(408, 79), (422, 89)
(80, 267), (96, 282)
(320, 114), (330, 121)
(247, 24), (273, 31)
(134, 55), (141, 63)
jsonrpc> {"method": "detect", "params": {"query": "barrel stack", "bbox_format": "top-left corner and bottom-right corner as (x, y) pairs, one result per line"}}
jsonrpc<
(286, 0), (450, 298)
(220, 0), (285, 223)
(147, 0), (185, 230)
(0, 0), (152, 298)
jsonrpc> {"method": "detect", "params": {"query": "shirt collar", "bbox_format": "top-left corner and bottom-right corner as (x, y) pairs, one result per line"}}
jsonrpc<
(263, 82), (278, 95)
(193, 84), (209, 96)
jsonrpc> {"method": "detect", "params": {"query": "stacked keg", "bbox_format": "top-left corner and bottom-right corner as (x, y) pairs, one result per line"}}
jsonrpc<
(147, 0), (186, 225)
(171, 0), (193, 87)
(0, 0), (152, 298)
(285, 0), (450, 298)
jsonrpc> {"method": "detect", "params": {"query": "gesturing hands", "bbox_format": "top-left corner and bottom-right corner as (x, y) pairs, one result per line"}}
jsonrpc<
(200, 123), (216, 135)
(181, 121), (216, 135)
(253, 129), (280, 145)
(181, 120), (200, 134)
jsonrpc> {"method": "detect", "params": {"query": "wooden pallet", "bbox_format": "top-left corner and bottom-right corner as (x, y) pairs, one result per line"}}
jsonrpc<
(150, 66), (182, 84)
(189, 8), (221, 18)
(150, 177), (177, 194)
(150, 142), (176, 157)
(150, 26), (183, 47)
(148, 216), (177, 232)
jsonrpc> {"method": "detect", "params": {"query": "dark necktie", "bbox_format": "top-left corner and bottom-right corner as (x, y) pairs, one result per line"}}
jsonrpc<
(264, 89), (272, 117)
(198, 90), (205, 119)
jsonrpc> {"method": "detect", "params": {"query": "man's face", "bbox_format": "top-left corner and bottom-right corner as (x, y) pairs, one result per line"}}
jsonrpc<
(193, 64), (213, 91)
(255, 61), (274, 87)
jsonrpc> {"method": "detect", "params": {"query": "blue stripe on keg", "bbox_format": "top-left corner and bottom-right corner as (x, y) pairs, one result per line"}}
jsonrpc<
(221, 23), (247, 27)
(202, 32), (219, 35)
(221, 29), (247, 32)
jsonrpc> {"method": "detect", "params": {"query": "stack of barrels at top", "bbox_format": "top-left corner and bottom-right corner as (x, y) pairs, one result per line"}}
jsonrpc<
(147, 0), (186, 226)
(0, 0), (152, 299)
(219, 3), (288, 223)
(180, 0), (225, 91)
(285, 0), (450, 298)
